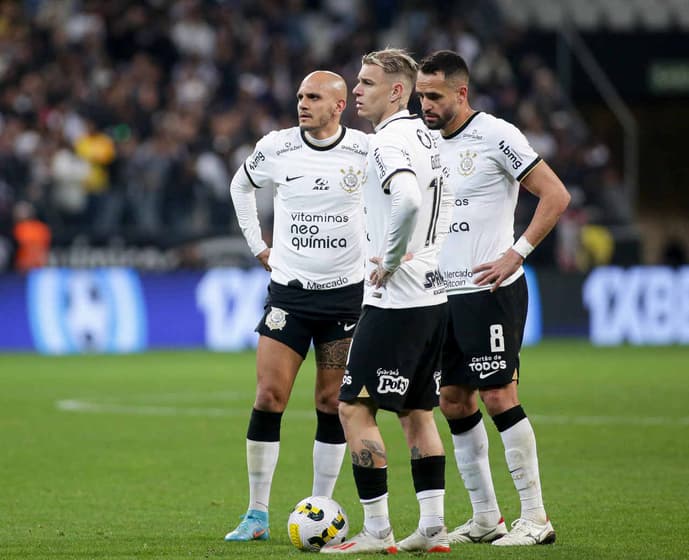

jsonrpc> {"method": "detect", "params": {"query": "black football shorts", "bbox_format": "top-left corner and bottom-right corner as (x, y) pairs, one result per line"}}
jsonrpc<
(441, 274), (527, 388)
(339, 303), (448, 412)
(256, 280), (363, 358)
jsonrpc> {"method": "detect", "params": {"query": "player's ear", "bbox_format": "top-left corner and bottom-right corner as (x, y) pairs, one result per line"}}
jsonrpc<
(335, 98), (346, 114)
(457, 83), (468, 104)
(390, 81), (404, 103)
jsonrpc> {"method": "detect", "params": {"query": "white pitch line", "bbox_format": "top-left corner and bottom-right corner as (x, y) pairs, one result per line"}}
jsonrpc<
(54, 399), (689, 426)
(55, 399), (314, 418)
(530, 414), (689, 426)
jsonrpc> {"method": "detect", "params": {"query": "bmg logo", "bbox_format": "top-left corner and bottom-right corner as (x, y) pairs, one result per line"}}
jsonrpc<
(27, 268), (146, 354)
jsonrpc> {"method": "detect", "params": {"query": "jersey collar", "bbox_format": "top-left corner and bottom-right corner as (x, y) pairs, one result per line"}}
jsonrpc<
(300, 125), (347, 151)
(443, 111), (481, 139)
(375, 110), (419, 132)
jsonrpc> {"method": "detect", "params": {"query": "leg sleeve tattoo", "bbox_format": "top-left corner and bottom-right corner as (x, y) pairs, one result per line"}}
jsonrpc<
(315, 338), (351, 370)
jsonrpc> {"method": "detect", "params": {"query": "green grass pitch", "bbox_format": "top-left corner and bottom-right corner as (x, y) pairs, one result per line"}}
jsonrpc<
(1, 340), (688, 559)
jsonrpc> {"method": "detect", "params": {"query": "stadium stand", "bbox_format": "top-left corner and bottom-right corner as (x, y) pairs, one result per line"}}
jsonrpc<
(0, 0), (649, 271)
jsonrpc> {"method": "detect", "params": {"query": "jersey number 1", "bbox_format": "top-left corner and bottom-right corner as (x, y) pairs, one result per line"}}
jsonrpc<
(425, 177), (443, 246)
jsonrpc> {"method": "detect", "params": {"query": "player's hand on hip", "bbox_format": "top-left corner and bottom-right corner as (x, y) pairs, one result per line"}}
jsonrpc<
(472, 250), (523, 292)
(256, 248), (272, 271)
(369, 256), (394, 288)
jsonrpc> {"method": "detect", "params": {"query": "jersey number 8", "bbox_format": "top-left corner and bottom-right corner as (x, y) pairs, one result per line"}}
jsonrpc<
(490, 324), (505, 353)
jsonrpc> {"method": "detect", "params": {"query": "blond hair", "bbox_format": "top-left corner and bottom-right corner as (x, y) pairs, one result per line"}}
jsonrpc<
(361, 48), (418, 91)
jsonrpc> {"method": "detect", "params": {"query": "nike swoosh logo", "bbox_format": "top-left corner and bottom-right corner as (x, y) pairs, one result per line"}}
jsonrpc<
(479, 369), (500, 379)
(343, 323), (356, 332)
(285, 175), (304, 182)
(252, 529), (266, 538)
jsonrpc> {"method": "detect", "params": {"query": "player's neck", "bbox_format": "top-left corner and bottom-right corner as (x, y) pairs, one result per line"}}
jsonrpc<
(304, 125), (342, 145)
(373, 106), (408, 130)
(444, 106), (476, 137)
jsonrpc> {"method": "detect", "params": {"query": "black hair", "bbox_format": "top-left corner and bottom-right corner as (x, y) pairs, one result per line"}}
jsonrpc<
(418, 50), (470, 81)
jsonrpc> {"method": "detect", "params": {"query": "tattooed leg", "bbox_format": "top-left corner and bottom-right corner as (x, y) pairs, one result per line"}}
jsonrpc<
(350, 439), (387, 467)
(315, 338), (351, 370)
(314, 338), (351, 413)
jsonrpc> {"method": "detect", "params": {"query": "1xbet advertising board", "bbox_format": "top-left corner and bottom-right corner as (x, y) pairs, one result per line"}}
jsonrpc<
(3, 265), (686, 354)
(0, 266), (540, 354)
(0, 268), (269, 353)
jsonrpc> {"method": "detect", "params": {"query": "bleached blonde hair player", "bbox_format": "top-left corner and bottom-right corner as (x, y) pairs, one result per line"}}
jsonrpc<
(322, 48), (453, 555)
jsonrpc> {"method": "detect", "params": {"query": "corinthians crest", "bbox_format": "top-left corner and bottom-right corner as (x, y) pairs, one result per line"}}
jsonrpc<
(265, 307), (288, 330)
(340, 166), (363, 193)
(458, 150), (477, 176)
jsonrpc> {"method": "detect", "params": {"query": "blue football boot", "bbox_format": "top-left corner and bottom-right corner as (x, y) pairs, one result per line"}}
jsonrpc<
(224, 509), (270, 541)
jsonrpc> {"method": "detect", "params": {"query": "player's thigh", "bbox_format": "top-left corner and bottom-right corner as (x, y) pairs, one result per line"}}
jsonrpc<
(313, 319), (354, 373)
(401, 303), (448, 411)
(313, 327), (352, 411)
(255, 335), (305, 411)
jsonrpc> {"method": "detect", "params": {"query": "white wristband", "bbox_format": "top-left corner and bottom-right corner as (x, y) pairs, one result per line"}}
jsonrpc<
(512, 236), (534, 259)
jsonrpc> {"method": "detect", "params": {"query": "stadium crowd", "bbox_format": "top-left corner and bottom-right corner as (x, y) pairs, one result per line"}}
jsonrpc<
(0, 0), (632, 270)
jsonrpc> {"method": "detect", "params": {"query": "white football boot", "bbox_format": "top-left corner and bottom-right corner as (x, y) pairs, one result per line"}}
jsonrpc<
(491, 518), (556, 546)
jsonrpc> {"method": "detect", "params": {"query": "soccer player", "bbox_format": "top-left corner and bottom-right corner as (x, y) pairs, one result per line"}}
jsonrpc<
(321, 49), (453, 555)
(224, 71), (369, 542)
(415, 50), (571, 546)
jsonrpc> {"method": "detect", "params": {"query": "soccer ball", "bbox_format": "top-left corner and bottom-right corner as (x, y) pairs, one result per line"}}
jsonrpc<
(287, 496), (349, 552)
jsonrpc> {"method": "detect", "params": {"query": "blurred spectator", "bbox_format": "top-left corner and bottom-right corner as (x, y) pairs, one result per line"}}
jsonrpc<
(50, 135), (90, 226)
(518, 101), (557, 161)
(594, 165), (634, 226)
(662, 238), (687, 268)
(12, 200), (51, 272)
(73, 116), (116, 227)
(555, 188), (588, 272)
(0, 0), (628, 271)
(125, 126), (178, 235)
(471, 42), (514, 89)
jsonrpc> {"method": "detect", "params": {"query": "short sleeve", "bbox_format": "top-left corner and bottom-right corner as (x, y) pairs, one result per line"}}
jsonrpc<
(242, 131), (278, 189)
(370, 134), (415, 193)
(493, 121), (541, 182)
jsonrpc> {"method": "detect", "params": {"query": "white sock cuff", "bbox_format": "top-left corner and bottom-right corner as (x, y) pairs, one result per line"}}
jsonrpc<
(247, 439), (280, 447)
(416, 489), (445, 501)
(313, 441), (347, 452)
(499, 417), (535, 447)
(360, 492), (388, 505)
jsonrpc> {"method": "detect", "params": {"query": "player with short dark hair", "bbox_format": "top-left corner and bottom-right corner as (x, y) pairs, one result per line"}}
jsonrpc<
(416, 49), (571, 547)
(224, 70), (369, 542)
(322, 49), (453, 555)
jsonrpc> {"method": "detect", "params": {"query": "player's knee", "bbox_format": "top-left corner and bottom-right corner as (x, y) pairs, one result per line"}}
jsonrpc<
(479, 385), (517, 416)
(439, 397), (469, 418)
(438, 396), (453, 418)
(336, 401), (353, 431)
(439, 388), (475, 418)
(315, 391), (339, 415)
(254, 386), (289, 412)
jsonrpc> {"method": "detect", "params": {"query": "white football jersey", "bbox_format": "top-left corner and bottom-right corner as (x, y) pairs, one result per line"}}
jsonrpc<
(363, 110), (451, 308)
(243, 126), (369, 289)
(438, 111), (541, 294)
